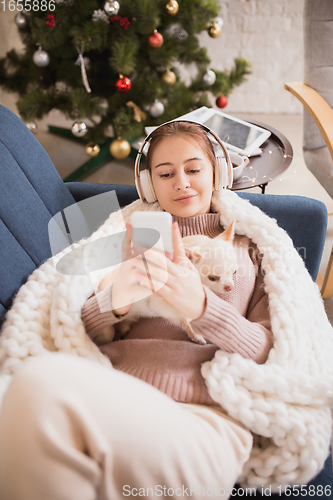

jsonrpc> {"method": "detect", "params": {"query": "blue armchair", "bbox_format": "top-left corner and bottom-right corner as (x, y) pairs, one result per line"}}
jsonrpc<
(0, 104), (331, 498)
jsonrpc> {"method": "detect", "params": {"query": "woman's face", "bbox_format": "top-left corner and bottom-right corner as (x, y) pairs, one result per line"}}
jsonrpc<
(150, 135), (214, 217)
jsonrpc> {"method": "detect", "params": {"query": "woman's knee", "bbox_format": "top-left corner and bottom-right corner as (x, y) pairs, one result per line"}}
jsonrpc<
(1, 355), (60, 416)
(1, 353), (89, 414)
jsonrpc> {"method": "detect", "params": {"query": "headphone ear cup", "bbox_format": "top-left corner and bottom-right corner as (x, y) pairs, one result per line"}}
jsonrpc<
(214, 158), (220, 190)
(140, 169), (157, 203)
(215, 157), (233, 190)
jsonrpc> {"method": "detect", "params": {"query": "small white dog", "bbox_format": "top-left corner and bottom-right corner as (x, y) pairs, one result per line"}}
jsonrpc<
(95, 222), (237, 346)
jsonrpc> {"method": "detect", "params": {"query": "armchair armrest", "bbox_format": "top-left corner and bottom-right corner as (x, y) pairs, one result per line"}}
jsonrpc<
(238, 192), (327, 282)
(284, 82), (333, 161)
(65, 182), (138, 207)
(285, 82), (333, 298)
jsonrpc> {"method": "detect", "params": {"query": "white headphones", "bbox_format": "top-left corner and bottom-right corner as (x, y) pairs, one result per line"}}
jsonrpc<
(134, 120), (233, 203)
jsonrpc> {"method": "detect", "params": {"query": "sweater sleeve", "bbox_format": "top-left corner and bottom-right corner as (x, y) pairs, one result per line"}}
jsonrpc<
(81, 284), (126, 340)
(190, 268), (273, 364)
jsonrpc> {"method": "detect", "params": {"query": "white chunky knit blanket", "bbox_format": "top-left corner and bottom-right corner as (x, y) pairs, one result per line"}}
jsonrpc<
(1, 189), (333, 491)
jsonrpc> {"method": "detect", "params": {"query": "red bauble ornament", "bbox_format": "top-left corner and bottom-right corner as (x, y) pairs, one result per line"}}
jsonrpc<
(216, 96), (228, 108)
(148, 30), (164, 49)
(116, 76), (131, 93)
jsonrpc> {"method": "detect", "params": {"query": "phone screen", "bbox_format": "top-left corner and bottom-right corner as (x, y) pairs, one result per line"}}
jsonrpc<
(130, 212), (173, 260)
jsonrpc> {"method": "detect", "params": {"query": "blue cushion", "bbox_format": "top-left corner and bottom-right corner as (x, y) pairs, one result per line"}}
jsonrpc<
(66, 181), (140, 207)
(237, 191), (327, 281)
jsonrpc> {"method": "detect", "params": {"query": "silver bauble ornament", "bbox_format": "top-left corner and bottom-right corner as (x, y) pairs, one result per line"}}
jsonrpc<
(149, 100), (165, 118)
(26, 122), (37, 134)
(14, 12), (28, 28)
(104, 1), (120, 16)
(202, 69), (216, 86)
(33, 47), (50, 67)
(214, 17), (224, 27)
(71, 121), (88, 137)
(165, 23), (188, 42)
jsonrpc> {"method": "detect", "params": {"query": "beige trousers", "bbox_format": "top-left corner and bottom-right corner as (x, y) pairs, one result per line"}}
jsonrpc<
(0, 354), (252, 500)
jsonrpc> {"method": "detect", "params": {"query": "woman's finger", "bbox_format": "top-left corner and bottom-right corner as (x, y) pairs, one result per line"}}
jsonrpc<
(172, 222), (191, 269)
(139, 245), (192, 282)
(120, 223), (133, 261)
(134, 254), (169, 292)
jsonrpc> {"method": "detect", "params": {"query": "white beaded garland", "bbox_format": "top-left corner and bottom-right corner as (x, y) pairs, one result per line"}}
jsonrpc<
(92, 9), (109, 23)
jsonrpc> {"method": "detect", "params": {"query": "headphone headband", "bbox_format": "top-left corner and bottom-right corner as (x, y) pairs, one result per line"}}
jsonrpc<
(134, 119), (233, 202)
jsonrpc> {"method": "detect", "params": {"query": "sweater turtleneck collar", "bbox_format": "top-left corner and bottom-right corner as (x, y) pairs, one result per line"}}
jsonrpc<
(172, 212), (223, 238)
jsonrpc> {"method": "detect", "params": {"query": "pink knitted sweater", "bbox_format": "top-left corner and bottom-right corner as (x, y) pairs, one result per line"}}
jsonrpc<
(81, 212), (273, 405)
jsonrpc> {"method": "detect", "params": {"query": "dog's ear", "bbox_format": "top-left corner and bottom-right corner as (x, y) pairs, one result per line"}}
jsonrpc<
(220, 221), (235, 242)
(185, 247), (202, 265)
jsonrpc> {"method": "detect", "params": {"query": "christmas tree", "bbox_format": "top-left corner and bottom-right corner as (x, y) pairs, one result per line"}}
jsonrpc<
(0, 0), (251, 161)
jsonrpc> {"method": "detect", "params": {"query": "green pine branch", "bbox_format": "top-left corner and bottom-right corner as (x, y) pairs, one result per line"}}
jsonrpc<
(109, 34), (139, 75)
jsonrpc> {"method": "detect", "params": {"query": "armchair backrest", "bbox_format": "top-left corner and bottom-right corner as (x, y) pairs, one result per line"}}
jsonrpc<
(0, 105), (76, 322)
(237, 192), (327, 282)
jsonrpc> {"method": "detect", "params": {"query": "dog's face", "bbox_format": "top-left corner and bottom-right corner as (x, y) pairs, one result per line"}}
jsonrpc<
(183, 222), (238, 293)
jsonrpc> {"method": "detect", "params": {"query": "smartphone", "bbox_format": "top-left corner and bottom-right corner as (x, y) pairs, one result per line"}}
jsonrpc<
(130, 211), (174, 260)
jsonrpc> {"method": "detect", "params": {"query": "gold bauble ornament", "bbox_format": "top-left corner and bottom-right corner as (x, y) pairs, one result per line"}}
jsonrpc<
(162, 69), (176, 86)
(165, 0), (179, 15)
(110, 137), (131, 159)
(208, 21), (222, 38)
(85, 143), (100, 158)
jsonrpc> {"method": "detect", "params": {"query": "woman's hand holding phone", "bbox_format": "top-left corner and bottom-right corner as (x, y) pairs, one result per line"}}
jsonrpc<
(110, 218), (172, 316)
(111, 224), (152, 316)
(158, 222), (206, 321)
(131, 222), (206, 321)
(110, 215), (206, 321)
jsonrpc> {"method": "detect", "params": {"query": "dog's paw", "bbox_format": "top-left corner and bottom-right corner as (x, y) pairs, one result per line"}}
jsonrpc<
(117, 321), (131, 337)
(188, 332), (207, 345)
(94, 326), (116, 346)
(181, 318), (206, 345)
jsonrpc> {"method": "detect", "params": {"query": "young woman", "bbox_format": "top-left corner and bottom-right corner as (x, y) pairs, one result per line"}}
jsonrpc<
(0, 122), (278, 499)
